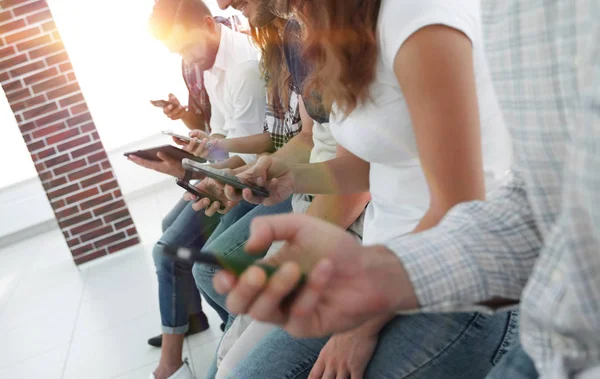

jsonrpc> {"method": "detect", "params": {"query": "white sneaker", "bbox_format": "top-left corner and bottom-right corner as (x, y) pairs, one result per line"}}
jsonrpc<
(149, 359), (195, 379)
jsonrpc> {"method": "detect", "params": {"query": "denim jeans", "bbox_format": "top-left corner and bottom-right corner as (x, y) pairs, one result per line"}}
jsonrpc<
(223, 311), (519, 379)
(192, 198), (293, 320)
(153, 198), (256, 334)
(486, 341), (538, 379)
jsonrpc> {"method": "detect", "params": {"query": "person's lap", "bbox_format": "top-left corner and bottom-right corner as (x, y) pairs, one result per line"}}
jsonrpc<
(485, 341), (538, 379)
(192, 197), (293, 316)
(227, 311), (519, 379)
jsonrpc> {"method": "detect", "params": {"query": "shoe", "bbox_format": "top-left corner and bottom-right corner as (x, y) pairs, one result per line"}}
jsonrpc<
(148, 312), (210, 347)
(149, 358), (194, 379)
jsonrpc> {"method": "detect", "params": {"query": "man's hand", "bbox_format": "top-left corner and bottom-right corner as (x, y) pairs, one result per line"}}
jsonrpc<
(183, 177), (239, 217)
(163, 93), (187, 120)
(213, 214), (418, 337)
(309, 330), (378, 379)
(223, 156), (296, 206)
(128, 152), (184, 178)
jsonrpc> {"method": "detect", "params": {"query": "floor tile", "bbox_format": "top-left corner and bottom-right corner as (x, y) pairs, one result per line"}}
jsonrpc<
(0, 346), (69, 379)
(64, 311), (177, 379)
(0, 312), (75, 369)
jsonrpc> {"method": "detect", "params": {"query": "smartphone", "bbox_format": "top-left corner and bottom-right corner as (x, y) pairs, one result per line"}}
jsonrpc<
(162, 245), (305, 286)
(150, 99), (177, 108)
(124, 145), (206, 163)
(162, 130), (192, 143)
(181, 158), (270, 197)
(175, 178), (226, 210)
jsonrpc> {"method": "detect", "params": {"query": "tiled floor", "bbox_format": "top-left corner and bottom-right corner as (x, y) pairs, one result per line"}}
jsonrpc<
(0, 182), (222, 379)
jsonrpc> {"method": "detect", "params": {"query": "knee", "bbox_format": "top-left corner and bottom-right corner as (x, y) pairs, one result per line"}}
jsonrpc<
(152, 243), (170, 273)
(192, 262), (217, 293)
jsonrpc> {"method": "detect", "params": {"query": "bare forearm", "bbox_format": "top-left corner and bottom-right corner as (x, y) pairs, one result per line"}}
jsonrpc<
(181, 111), (207, 131)
(220, 133), (274, 155)
(292, 156), (370, 195)
(305, 192), (370, 230)
(271, 132), (313, 164)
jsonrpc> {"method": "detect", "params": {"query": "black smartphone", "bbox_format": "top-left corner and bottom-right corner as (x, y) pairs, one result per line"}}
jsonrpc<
(162, 245), (305, 287)
(181, 158), (270, 198)
(175, 178), (226, 210)
(150, 100), (177, 108)
(124, 145), (205, 163)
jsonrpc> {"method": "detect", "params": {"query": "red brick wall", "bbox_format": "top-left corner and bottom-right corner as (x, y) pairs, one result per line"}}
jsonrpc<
(1, 0), (139, 264)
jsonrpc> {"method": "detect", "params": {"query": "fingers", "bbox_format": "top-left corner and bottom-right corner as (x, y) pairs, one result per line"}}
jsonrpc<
(224, 185), (244, 202)
(183, 138), (209, 158)
(251, 156), (273, 186)
(241, 187), (265, 205)
(182, 191), (197, 202)
(308, 358), (326, 379)
(164, 105), (185, 120)
(168, 93), (180, 105)
(214, 271), (237, 295)
(189, 130), (208, 139)
(245, 214), (310, 253)
(172, 136), (189, 146)
(191, 197), (211, 211)
(290, 259), (334, 317)
(204, 201), (222, 217)
(225, 266), (267, 315)
(247, 262), (302, 322)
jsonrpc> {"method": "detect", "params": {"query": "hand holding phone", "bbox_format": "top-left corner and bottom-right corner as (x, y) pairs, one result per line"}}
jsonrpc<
(175, 178), (226, 211)
(162, 245), (305, 289)
(152, 94), (187, 120)
(181, 159), (270, 197)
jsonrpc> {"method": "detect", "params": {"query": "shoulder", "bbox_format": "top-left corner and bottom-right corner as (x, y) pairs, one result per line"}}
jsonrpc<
(377, 0), (481, 67)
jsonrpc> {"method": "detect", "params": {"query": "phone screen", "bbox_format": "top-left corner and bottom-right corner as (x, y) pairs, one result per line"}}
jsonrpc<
(181, 159), (270, 197)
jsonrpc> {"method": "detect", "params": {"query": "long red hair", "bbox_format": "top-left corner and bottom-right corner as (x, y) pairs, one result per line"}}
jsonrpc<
(294, 0), (381, 117)
(249, 18), (291, 117)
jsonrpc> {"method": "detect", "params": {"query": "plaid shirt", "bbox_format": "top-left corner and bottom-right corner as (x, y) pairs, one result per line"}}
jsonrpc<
(182, 62), (211, 129)
(263, 82), (302, 150)
(181, 18), (232, 132)
(387, 1), (599, 377)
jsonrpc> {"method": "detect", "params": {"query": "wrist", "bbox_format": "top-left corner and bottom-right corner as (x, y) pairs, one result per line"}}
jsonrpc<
(360, 245), (419, 313)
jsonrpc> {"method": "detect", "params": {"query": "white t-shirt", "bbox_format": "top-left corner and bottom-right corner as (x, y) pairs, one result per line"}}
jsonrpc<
(330, 0), (511, 246)
(204, 26), (266, 164)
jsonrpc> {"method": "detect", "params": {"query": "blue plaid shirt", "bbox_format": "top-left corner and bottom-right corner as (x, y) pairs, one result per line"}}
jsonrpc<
(389, 1), (599, 377)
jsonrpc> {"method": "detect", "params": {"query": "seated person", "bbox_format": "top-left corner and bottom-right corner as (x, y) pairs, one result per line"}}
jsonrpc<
(211, 0), (517, 378)
(129, 2), (305, 379)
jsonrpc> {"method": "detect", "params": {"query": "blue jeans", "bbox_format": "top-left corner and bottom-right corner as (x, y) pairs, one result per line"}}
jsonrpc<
(486, 341), (538, 379)
(153, 198), (256, 334)
(225, 311), (519, 379)
(192, 198), (293, 323)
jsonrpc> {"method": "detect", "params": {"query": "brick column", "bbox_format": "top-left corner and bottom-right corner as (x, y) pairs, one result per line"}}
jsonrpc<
(1, 0), (140, 264)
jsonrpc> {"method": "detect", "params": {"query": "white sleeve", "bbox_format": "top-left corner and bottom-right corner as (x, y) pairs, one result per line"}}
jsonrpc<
(224, 61), (266, 164)
(209, 104), (227, 137)
(378, 0), (480, 70)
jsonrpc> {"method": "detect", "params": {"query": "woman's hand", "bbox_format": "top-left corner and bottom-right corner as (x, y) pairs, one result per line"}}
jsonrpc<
(223, 156), (296, 206)
(184, 177), (239, 216)
(127, 152), (184, 178)
(309, 330), (378, 379)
